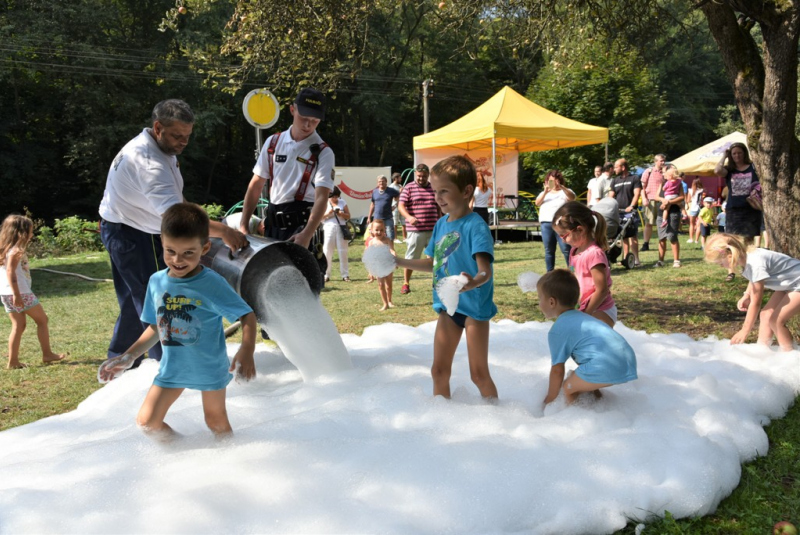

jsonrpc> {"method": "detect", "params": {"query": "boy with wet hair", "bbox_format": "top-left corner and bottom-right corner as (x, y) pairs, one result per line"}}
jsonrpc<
(537, 269), (637, 406)
(99, 202), (257, 441)
(395, 155), (498, 399)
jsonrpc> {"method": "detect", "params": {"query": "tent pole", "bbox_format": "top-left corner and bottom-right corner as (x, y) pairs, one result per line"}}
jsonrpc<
(605, 142), (609, 164)
(492, 136), (499, 243)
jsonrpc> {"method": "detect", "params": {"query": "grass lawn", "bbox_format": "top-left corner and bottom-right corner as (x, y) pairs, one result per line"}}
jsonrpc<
(1, 236), (797, 533)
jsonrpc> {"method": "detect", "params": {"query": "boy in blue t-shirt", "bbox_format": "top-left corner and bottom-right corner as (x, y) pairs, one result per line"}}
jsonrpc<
(395, 156), (498, 399)
(537, 269), (637, 406)
(98, 203), (258, 440)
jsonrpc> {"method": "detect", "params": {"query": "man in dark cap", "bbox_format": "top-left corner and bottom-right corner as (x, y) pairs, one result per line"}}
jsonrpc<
(397, 163), (440, 294)
(239, 88), (334, 252)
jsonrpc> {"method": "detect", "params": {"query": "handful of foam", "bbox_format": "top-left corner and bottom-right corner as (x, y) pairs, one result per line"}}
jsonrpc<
(517, 271), (542, 293)
(435, 274), (469, 316)
(361, 244), (396, 278)
(97, 353), (136, 384)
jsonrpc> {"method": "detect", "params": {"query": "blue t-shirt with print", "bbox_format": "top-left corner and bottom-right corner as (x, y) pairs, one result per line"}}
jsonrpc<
(424, 211), (496, 321)
(141, 267), (253, 391)
(371, 188), (399, 220)
(548, 309), (637, 385)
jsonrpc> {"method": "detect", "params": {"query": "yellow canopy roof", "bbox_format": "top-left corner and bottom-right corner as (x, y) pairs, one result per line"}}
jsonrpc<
(671, 131), (747, 176)
(412, 86), (608, 152)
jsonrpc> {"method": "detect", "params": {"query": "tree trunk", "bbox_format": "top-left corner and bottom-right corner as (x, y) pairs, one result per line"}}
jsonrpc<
(700, 1), (800, 256)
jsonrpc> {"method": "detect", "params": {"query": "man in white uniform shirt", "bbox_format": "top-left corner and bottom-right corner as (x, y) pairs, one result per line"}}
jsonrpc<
(239, 88), (334, 255)
(99, 99), (246, 365)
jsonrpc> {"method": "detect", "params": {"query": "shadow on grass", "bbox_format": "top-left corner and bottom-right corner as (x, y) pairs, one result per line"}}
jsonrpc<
(30, 260), (113, 298)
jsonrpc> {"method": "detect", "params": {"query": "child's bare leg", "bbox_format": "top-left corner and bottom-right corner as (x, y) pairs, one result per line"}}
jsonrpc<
(6, 312), (26, 369)
(137, 385), (184, 442)
(378, 279), (389, 310)
(432, 313), (460, 398)
(561, 373), (612, 404)
(772, 292), (800, 351)
(25, 304), (65, 363)
(464, 318), (497, 399)
(201, 388), (232, 437)
(756, 292), (783, 346)
(386, 273), (394, 307)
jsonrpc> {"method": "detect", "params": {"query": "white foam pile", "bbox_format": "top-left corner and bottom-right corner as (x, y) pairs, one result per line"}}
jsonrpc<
(0, 321), (798, 534)
(258, 265), (352, 380)
(518, 271), (542, 293)
(361, 244), (396, 278)
(435, 274), (468, 315)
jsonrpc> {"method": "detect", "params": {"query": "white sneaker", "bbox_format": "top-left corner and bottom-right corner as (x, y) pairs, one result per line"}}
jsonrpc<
(673, 260), (682, 268)
(394, 239), (403, 243)
(686, 239), (693, 243)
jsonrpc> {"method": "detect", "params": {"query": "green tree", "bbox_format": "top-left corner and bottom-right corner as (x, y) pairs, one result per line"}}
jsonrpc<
(522, 40), (668, 191)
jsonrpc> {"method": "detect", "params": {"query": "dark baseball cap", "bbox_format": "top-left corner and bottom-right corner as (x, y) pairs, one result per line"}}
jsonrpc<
(415, 163), (430, 173)
(294, 88), (325, 120)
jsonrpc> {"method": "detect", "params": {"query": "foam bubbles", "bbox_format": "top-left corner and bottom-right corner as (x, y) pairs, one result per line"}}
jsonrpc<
(361, 244), (396, 278)
(0, 321), (798, 534)
(435, 274), (468, 315)
(258, 265), (352, 381)
(517, 271), (542, 293)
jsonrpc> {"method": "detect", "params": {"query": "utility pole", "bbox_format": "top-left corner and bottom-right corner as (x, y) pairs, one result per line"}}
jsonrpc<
(422, 78), (434, 133)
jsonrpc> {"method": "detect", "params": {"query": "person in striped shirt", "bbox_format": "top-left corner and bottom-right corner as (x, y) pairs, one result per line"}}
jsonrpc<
(397, 163), (441, 294)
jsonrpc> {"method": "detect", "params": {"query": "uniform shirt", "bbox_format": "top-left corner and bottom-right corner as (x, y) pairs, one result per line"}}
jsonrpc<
(424, 212), (497, 321)
(253, 127), (335, 205)
(99, 129), (184, 234)
(548, 309), (637, 385)
(742, 248), (800, 292)
(142, 267), (253, 391)
(399, 181), (439, 232)
(610, 174), (642, 210)
(371, 188), (399, 220)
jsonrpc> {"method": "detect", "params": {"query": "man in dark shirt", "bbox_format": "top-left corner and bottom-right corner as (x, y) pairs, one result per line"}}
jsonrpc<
(609, 158), (642, 267)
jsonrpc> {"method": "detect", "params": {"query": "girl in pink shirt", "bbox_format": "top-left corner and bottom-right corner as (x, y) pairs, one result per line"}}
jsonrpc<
(552, 201), (617, 327)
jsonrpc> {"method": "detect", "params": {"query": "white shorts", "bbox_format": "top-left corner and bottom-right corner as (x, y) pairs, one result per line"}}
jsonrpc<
(405, 231), (432, 260)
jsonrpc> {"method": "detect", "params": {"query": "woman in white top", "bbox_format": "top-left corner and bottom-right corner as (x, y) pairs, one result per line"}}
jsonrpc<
(469, 171), (493, 225)
(535, 169), (576, 271)
(321, 186), (351, 282)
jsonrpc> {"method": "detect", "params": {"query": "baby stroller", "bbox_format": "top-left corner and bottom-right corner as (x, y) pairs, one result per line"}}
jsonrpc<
(592, 198), (637, 269)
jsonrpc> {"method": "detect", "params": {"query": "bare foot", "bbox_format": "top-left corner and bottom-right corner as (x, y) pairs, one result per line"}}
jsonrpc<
(387, 302), (395, 308)
(380, 304), (388, 311)
(366, 278), (375, 284)
(6, 362), (29, 370)
(43, 353), (68, 364)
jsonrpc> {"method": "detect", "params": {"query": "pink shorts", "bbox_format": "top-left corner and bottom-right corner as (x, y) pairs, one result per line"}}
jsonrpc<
(1, 293), (40, 314)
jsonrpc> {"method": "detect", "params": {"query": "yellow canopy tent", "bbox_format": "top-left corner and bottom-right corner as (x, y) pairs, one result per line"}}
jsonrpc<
(412, 86), (608, 232)
(671, 131), (747, 176)
(413, 85), (609, 152)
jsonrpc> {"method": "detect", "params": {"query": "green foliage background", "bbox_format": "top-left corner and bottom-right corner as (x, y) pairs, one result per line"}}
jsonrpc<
(1, 0), (737, 223)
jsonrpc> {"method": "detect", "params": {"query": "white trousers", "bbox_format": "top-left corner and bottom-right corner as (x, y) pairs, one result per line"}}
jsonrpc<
(323, 225), (349, 278)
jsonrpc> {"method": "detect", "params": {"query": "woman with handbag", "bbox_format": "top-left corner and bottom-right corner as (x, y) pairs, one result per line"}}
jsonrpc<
(322, 186), (352, 282)
(714, 142), (763, 282)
